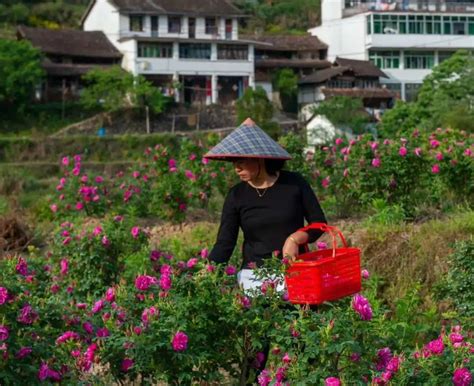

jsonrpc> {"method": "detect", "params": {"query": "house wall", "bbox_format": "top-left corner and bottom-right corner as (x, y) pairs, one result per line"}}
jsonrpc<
(298, 85), (325, 105)
(114, 16), (239, 40)
(309, 13), (367, 62)
(256, 81), (273, 98)
(115, 39), (137, 74)
(83, 0), (120, 46)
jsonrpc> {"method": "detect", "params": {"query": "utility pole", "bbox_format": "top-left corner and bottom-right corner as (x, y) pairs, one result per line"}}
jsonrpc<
(145, 105), (150, 134)
(61, 78), (66, 120)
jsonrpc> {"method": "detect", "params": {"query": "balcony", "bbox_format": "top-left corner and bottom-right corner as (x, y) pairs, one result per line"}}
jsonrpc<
(343, 0), (474, 17)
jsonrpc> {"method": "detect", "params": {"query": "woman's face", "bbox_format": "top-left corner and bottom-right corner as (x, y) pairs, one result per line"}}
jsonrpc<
(231, 158), (260, 181)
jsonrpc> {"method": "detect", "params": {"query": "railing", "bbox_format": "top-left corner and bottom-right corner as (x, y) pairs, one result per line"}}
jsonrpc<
(343, 0), (474, 16)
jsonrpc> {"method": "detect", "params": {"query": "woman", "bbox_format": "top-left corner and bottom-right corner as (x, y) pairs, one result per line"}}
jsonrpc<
(204, 118), (327, 382)
(205, 117), (327, 273)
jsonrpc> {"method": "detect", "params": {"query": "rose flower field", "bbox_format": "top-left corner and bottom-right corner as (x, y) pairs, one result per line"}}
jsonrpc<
(1, 128), (473, 385)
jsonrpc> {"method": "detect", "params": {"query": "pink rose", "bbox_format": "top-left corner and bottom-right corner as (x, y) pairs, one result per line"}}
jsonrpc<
(131, 226), (140, 239)
(121, 358), (134, 372)
(372, 158), (381, 168)
(172, 331), (188, 351)
(60, 259), (68, 275)
(135, 275), (158, 291)
(325, 377), (341, 386)
(0, 287), (9, 305)
(352, 294), (372, 321)
(105, 287), (115, 302)
(361, 269), (370, 279)
(0, 325), (9, 341)
(453, 368), (472, 386)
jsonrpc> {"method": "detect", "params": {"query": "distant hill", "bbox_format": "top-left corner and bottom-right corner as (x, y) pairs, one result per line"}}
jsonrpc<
(0, 0), (321, 39)
(0, 0), (89, 38)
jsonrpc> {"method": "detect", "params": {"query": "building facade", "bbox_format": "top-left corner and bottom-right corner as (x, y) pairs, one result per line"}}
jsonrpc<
(309, 0), (474, 100)
(17, 25), (122, 102)
(242, 34), (330, 98)
(82, 0), (257, 105)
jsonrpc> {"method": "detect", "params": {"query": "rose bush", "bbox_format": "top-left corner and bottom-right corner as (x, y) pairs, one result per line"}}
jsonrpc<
(2, 128), (472, 384)
(1, 240), (472, 384)
(49, 139), (231, 222)
(283, 128), (473, 218)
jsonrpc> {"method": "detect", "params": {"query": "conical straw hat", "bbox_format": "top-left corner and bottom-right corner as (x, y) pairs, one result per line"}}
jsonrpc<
(204, 118), (292, 161)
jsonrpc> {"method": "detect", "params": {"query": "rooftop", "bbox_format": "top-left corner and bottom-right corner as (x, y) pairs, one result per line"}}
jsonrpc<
(299, 57), (388, 84)
(335, 57), (388, 78)
(240, 34), (328, 51)
(255, 59), (331, 69)
(82, 0), (244, 23)
(17, 25), (122, 59)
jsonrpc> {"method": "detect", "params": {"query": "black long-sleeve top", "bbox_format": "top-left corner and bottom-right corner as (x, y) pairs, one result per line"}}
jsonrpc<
(209, 170), (327, 268)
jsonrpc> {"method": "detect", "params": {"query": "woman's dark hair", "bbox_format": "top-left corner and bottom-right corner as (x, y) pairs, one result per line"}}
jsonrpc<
(264, 159), (286, 176)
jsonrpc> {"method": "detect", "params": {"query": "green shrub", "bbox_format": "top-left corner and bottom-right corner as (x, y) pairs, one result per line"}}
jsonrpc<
(435, 239), (474, 317)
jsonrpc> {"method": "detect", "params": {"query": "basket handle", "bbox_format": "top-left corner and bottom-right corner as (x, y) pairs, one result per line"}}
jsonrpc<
(297, 222), (348, 258)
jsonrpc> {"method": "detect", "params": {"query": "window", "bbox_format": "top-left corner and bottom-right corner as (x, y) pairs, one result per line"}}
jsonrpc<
(327, 79), (353, 88)
(369, 14), (474, 36)
(217, 44), (248, 60)
(408, 15), (424, 34)
(168, 16), (181, 33)
(138, 43), (173, 58)
(404, 51), (435, 69)
(384, 83), (402, 94)
(453, 21), (466, 34)
(179, 43), (211, 59)
(130, 15), (143, 32)
(205, 17), (218, 35)
(405, 83), (422, 102)
(369, 50), (401, 69)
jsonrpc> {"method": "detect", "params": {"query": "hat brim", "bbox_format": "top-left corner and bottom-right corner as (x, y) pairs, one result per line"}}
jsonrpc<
(204, 153), (292, 161)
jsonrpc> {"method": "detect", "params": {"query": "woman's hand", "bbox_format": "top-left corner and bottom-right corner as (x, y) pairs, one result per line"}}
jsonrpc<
(282, 236), (299, 262)
(282, 231), (309, 262)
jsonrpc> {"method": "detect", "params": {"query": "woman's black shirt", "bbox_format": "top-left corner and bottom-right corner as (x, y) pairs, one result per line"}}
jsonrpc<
(209, 170), (326, 268)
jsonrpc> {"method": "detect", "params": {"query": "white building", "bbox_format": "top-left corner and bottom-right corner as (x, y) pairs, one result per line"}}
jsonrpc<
(82, 0), (257, 105)
(309, 0), (474, 100)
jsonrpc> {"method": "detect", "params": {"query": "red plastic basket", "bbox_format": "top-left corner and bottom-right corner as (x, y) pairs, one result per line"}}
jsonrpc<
(285, 223), (361, 305)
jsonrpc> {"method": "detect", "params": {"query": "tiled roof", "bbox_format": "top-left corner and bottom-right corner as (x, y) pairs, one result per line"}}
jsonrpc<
(335, 57), (388, 78)
(109, 0), (243, 16)
(241, 34), (328, 51)
(321, 87), (395, 99)
(298, 67), (349, 85)
(255, 59), (331, 69)
(17, 25), (122, 59)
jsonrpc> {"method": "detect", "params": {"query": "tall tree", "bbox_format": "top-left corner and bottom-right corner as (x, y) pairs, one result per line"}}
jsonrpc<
(0, 39), (44, 113)
(312, 96), (370, 134)
(236, 86), (281, 138)
(81, 66), (168, 114)
(381, 50), (474, 135)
